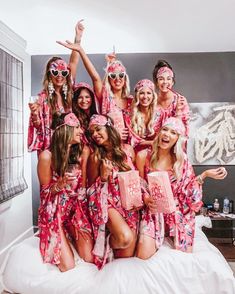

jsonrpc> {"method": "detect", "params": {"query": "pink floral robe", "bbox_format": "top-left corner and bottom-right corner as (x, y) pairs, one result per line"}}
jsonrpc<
(38, 167), (92, 265)
(87, 147), (140, 269)
(158, 94), (190, 137)
(28, 90), (70, 153)
(101, 86), (133, 134)
(144, 150), (203, 252)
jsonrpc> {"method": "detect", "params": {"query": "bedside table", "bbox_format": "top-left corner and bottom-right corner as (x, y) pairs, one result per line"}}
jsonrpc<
(203, 213), (235, 245)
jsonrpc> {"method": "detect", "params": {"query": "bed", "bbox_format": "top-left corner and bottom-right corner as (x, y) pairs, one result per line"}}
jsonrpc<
(1, 216), (235, 294)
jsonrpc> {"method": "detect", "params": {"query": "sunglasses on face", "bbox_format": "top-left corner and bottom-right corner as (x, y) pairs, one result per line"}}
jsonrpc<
(49, 69), (69, 78)
(108, 72), (126, 80)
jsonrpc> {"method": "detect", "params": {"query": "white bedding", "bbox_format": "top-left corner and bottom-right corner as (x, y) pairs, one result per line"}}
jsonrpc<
(1, 216), (235, 294)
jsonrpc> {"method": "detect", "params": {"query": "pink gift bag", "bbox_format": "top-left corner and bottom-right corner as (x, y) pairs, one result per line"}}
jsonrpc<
(108, 111), (125, 135)
(147, 171), (176, 213)
(118, 170), (143, 210)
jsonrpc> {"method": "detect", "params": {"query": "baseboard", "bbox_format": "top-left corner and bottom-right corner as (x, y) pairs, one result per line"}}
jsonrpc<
(0, 226), (36, 266)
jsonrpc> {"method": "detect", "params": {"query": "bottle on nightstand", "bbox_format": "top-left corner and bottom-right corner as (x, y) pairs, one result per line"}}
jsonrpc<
(213, 198), (220, 212)
(223, 197), (230, 214)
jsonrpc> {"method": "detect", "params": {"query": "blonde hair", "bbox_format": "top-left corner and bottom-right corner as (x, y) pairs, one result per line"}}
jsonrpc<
(131, 89), (157, 137)
(42, 56), (73, 115)
(103, 60), (130, 99)
(150, 134), (186, 180)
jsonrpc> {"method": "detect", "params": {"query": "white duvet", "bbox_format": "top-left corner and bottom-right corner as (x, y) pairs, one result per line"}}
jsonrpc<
(1, 216), (235, 294)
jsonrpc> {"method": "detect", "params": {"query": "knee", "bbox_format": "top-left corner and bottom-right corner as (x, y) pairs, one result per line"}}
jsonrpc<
(58, 259), (75, 272)
(117, 230), (134, 248)
(136, 250), (156, 260)
(82, 253), (94, 263)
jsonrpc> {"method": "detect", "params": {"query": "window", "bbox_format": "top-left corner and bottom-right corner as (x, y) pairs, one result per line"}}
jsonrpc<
(0, 48), (27, 203)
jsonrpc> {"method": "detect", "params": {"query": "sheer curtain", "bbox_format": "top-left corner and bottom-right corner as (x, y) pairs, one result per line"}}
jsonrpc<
(0, 48), (27, 203)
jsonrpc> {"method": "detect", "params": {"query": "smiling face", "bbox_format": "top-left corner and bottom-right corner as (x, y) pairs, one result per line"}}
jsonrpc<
(49, 59), (69, 89)
(158, 125), (179, 151)
(156, 71), (174, 93)
(77, 88), (92, 111)
(70, 124), (83, 144)
(89, 124), (109, 146)
(108, 71), (126, 92)
(138, 87), (154, 108)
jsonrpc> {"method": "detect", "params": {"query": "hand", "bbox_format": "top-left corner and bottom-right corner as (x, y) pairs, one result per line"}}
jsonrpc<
(204, 167), (228, 180)
(56, 40), (81, 52)
(143, 193), (158, 214)
(120, 128), (129, 141)
(100, 158), (113, 182)
(176, 95), (188, 112)
(105, 52), (116, 63)
(75, 19), (84, 43)
(138, 139), (153, 147)
(28, 102), (40, 115)
(58, 172), (77, 188)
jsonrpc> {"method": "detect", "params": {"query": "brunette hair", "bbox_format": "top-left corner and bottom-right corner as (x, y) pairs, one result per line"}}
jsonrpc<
(50, 113), (83, 176)
(72, 86), (97, 129)
(42, 56), (73, 115)
(152, 60), (175, 85)
(89, 115), (131, 171)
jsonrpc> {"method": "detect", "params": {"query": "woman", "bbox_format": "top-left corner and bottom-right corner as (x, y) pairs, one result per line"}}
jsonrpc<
(28, 20), (84, 153)
(136, 117), (203, 253)
(57, 38), (131, 141)
(37, 112), (93, 271)
(86, 114), (141, 269)
(127, 79), (164, 151)
(152, 60), (190, 136)
(72, 82), (99, 143)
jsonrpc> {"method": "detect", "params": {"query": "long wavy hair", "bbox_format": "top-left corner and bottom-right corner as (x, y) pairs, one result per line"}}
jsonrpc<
(103, 60), (130, 99)
(42, 56), (73, 115)
(150, 132), (186, 180)
(50, 113), (83, 177)
(89, 115), (131, 171)
(72, 86), (98, 129)
(131, 88), (158, 137)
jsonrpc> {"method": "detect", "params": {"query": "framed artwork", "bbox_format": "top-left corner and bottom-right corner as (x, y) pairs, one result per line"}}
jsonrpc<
(0, 48), (27, 203)
(188, 102), (235, 165)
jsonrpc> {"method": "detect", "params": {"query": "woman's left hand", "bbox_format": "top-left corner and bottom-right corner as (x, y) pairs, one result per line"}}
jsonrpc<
(176, 95), (188, 112)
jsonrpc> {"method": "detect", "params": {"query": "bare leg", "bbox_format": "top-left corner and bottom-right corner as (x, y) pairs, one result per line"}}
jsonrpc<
(68, 225), (94, 263)
(107, 208), (137, 258)
(74, 231), (94, 263)
(58, 226), (75, 272)
(136, 235), (157, 260)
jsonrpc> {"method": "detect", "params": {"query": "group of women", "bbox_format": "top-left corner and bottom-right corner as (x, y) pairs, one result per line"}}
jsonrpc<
(28, 20), (228, 272)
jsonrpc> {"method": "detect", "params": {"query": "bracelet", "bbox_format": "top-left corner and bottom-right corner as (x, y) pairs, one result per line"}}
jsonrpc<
(54, 184), (63, 193)
(32, 119), (40, 124)
(197, 175), (204, 185)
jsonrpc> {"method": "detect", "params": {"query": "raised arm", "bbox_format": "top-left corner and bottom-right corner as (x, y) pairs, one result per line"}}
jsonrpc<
(68, 19), (84, 81)
(57, 40), (103, 101)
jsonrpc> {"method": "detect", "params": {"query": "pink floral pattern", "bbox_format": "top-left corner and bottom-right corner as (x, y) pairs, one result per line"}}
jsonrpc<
(28, 90), (71, 153)
(87, 149), (139, 269)
(38, 168), (92, 265)
(144, 150), (203, 252)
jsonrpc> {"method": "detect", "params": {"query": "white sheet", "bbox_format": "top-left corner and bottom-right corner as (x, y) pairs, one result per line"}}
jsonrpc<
(1, 216), (235, 294)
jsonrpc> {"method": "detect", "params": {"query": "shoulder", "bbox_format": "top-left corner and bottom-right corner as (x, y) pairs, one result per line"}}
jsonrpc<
(39, 150), (52, 162)
(136, 149), (148, 161)
(82, 145), (91, 157)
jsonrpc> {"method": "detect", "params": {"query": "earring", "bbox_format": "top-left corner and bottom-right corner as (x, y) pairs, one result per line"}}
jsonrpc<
(48, 80), (55, 100)
(173, 144), (177, 154)
(62, 83), (68, 100)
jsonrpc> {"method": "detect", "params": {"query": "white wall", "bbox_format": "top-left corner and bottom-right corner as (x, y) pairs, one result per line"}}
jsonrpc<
(0, 21), (33, 265)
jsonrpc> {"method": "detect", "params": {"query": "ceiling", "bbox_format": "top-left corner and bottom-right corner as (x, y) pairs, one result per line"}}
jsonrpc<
(0, 0), (234, 55)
